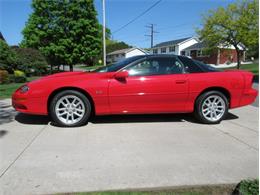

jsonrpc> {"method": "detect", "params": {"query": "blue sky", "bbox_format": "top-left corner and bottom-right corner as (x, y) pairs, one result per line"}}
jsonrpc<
(0, 0), (235, 48)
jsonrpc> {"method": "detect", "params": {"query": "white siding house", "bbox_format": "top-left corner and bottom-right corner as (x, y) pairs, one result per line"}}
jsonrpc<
(151, 37), (199, 55)
(107, 48), (147, 63)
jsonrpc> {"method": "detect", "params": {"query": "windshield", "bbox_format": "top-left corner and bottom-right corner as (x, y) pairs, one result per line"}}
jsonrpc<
(93, 55), (145, 72)
(194, 60), (221, 72)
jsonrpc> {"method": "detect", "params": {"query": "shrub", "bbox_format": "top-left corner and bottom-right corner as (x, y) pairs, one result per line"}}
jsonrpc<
(0, 40), (17, 73)
(8, 74), (15, 83)
(0, 70), (9, 84)
(237, 179), (258, 195)
(11, 47), (48, 76)
(13, 70), (26, 83)
(14, 70), (25, 77)
(14, 76), (27, 83)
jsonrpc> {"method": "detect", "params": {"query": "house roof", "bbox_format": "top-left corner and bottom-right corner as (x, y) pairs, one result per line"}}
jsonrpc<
(0, 32), (5, 41)
(184, 41), (246, 51)
(153, 37), (192, 48)
(107, 47), (146, 56)
(184, 41), (207, 50)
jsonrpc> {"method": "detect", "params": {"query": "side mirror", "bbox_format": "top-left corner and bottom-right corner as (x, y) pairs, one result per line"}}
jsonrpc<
(114, 71), (129, 79)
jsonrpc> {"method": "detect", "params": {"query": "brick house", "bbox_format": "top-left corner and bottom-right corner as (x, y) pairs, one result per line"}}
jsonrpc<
(151, 37), (246, 65)
(183, 41), (246, 65)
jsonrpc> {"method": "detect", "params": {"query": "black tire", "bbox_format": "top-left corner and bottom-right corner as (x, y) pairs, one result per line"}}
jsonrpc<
(49, 90), (91, 127)
(194, 90), (229, 124)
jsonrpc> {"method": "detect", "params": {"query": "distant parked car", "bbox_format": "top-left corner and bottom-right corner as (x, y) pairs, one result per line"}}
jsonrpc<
(12, 55), (257, 127)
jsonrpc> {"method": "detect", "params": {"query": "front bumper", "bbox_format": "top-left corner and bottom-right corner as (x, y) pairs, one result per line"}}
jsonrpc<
(12, 91), (48, 115)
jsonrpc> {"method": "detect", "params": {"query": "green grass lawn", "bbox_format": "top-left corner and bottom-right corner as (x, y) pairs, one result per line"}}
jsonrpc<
(0, 76), (40, 99)
(218, 63), (259, 76)
(76, 64), (103, 71)
(56, 181), (257, 195)
(60, 192), (203, 195)
(56, 184), (236, 195)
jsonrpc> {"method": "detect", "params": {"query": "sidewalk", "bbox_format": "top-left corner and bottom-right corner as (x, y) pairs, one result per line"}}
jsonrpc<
(0, 99), (258, 195)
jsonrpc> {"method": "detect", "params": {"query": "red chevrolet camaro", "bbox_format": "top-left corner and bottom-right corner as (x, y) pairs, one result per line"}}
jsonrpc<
(12, 55), (257, 127)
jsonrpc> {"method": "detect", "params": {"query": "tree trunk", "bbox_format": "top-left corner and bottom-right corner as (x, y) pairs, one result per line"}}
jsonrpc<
(235, 47), (241, 69)
(69, 64), (73, 71)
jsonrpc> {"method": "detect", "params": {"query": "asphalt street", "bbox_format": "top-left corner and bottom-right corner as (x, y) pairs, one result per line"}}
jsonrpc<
(0, 88), (258, 194)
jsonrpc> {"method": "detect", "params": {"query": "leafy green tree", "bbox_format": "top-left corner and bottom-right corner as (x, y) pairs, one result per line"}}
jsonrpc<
(0, 40), (17, 73)
(11, 47), (48, 75)
(106, 41), (131, 54)
(197, 0), (258, 68)
(21, 0), (101, 71)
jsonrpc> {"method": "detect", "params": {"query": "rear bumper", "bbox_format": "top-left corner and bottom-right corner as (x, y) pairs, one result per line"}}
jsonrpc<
(239, 88), (258, 107)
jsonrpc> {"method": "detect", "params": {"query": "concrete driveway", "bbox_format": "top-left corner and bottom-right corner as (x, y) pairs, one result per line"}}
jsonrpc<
(0, 98), (258, 195)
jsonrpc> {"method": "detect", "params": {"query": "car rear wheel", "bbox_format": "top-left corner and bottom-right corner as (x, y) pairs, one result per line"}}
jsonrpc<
(194, 90), (228, 124)
(50, 90), (91, 127)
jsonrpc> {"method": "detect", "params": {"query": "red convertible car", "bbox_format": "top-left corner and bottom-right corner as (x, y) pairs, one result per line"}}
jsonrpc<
(12, 55), (257, 127)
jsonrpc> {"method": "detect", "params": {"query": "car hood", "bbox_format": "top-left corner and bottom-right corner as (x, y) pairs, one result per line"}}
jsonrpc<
(28, 71), (89, 85)
(42, 71), (86, 79)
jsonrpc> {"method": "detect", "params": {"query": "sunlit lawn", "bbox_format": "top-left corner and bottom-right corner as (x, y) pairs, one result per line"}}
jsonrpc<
(219, 63), (259, 76)
(0, 76), (40, 99)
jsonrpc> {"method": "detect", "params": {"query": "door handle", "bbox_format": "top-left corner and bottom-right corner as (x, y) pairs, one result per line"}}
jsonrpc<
(175, 80), (187, 84)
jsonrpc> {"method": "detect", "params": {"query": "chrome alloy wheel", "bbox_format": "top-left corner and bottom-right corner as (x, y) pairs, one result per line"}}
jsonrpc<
(201, 95), (226, 122)
(55, 95), (85, 125)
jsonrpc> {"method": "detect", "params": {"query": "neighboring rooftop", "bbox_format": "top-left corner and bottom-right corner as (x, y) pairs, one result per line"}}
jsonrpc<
(184, 41), (207, 50)
(107, 47), (146, 56)
(185, 41), (246, 50)
(0, 32), (5, 41)
(153, 37), (192, 48)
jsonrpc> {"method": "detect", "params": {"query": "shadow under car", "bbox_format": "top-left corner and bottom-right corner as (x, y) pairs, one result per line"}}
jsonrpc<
(14, 112), (239, 127)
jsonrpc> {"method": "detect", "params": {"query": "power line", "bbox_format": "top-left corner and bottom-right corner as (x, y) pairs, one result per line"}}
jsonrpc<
(112, 0), (162, 34)
(145, 24), (159, 48)
(157, 21), (198, 31)
(102, 0), (106, 66)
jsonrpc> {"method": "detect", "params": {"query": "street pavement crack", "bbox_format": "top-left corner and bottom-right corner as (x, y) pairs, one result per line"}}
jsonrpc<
(211, 125), (258, 151)
(0, 124), (48, 179)
(228, 120), (258, 133)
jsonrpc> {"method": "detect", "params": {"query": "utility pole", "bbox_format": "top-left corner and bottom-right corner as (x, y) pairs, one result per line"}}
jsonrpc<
(102, 0), (106, 66)
(145, 24), (159, 48)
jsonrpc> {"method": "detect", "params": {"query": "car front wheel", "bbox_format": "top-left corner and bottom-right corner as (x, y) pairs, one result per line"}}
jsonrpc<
(194, 91), (228, 124)
(50, 90), (91, 127)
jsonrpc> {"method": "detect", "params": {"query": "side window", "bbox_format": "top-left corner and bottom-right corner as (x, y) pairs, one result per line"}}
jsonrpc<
(178, 56), (203, 73)
(125, 60), (158, 76)
(125, 57), (184, 76)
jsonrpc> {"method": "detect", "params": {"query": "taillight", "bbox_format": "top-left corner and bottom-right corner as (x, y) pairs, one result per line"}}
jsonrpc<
(243, 73), (254, 89)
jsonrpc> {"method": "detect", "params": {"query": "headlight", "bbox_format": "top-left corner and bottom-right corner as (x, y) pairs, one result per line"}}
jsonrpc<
(19, 85), (29, 93)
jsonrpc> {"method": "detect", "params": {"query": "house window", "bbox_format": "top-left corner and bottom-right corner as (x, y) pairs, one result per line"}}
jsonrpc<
(153, 49), (158, 54)
(181, 51), (186, 56)
(161, 47), (166, 53)
(169, 46), (175, 52)
(197, 50), (206, 57)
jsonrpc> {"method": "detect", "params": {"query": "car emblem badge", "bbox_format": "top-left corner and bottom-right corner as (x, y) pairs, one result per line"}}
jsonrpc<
(96, 90), (103, 94)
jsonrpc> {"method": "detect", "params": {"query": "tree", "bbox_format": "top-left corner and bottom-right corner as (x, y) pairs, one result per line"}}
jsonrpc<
(0, 40), (17, 73)
(11, 47), (48, 75)
(106, 41), (131, 54)
(21, 0), (101, 71)
(197, 0), (258, 69)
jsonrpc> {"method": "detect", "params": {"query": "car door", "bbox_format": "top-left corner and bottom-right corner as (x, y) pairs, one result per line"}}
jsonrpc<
(108, 56), (189, 114)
